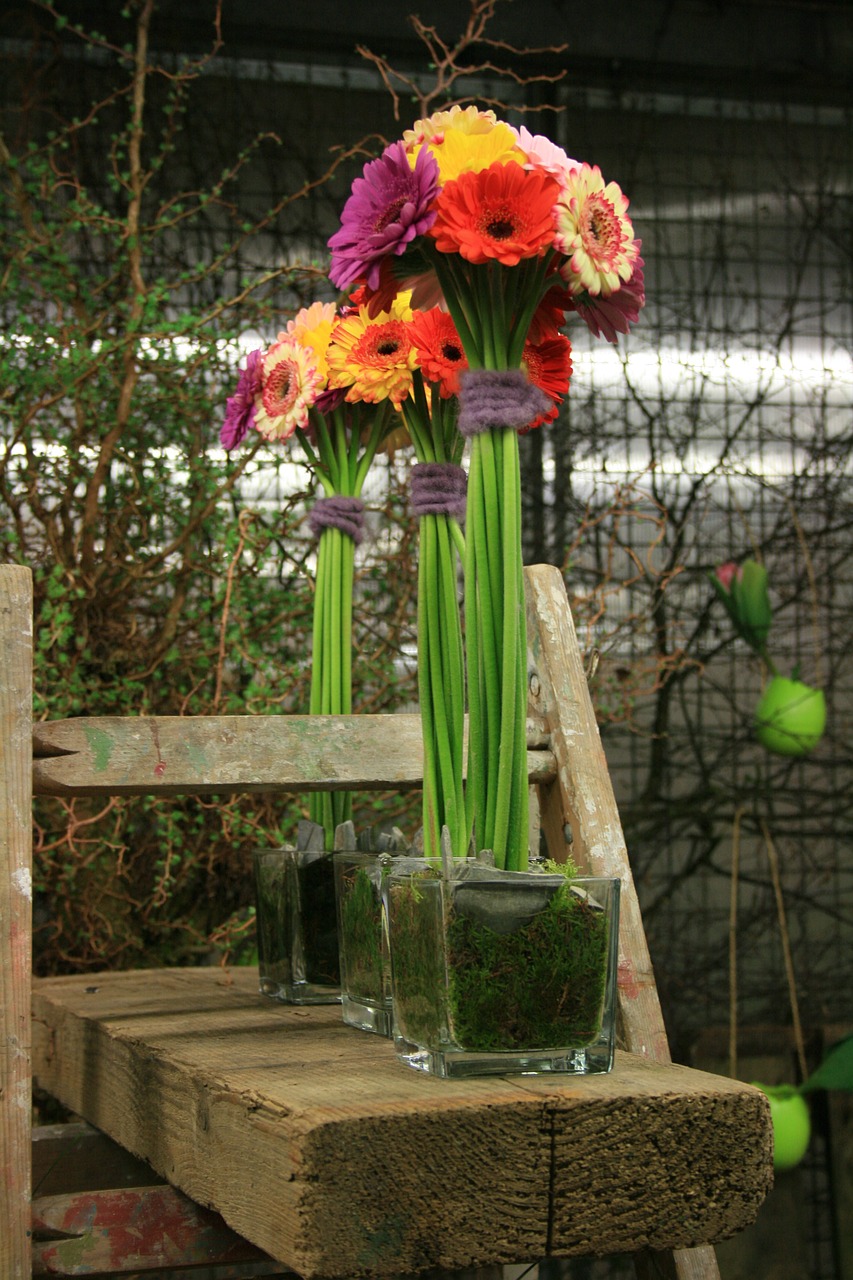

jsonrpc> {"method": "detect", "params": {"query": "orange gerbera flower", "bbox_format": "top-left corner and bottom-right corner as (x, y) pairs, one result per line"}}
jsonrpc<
(409, 308), (468, 398)
(429, 161), (560, 266)
(520, 334), (573, 431)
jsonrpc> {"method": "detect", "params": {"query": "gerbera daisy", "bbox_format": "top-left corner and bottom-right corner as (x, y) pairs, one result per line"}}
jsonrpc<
(403, 104), (498, 151)
(513, 125), (580, 189)
(554, 163), (638, 297)
(326, 303), (418, 407)
(520, 334), (573, 431)
(430, 160), (560, 267)
(411, 121), (523, 184)
(220, 347), (263, 450)
(254, 338), (322, 441)
(285, 301), (338, 386)
(328, 141), (440, 292)
(565, 247), (646, 342)
(409, 308), (468, 398)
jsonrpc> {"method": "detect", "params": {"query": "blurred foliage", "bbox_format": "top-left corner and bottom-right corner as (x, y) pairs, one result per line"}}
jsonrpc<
(1, 0), (420, 973)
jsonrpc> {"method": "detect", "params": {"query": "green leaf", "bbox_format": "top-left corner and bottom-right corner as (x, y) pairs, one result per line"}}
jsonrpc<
(801, 1034), (853, 1092)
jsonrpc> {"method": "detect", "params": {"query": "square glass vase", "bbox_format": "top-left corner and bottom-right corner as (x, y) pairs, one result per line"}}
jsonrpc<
(333, 852), (393, 1036)
(253, 847), (341, 1005)
(386, 863), (620, 1078)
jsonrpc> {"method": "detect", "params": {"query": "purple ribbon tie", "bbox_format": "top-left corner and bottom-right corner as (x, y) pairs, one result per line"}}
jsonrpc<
(307, 495), (366, 544)
(410, 462), (467, 521)
(457, 369), (550, 438)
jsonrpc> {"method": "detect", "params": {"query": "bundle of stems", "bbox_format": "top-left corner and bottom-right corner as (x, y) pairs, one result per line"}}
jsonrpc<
(297, 401), (393, 845)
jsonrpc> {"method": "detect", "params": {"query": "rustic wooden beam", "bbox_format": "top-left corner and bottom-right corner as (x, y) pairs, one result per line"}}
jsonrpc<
(32, 713), (555, 796)
(0, 565), (33, 1280)
(31, 967), (773, 1280)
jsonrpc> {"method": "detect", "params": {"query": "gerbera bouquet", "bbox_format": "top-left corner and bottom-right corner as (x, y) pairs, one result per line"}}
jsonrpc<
(221, 299), (401, 844)
(328, 106), (643, 871)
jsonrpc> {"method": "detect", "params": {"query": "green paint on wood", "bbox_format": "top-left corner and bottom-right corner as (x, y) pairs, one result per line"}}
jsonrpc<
(83, 724), (114, 772)
(357, 1213), (408, 1266)
(186, 741), (208, 774)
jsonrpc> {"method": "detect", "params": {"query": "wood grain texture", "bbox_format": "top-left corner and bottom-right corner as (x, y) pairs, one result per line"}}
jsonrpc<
(33, 714), (555, 797)
(525, 566), (727, 1280)
(32, 967), (773, 1280)
(525, 566), (671, 1063)
(0, 565), (33, 1280)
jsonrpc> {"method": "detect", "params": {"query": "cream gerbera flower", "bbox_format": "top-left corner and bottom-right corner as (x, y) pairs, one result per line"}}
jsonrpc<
(554, 163), (638, 297)
(254, 338), (322, 441)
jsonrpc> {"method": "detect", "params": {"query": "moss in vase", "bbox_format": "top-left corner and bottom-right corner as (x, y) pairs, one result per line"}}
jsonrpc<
(338, 863), (386, 1003)
(390, 873), (609, 1053)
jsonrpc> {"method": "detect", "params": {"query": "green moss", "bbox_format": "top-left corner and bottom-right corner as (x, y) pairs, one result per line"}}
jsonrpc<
(390, 875), (610, 1053)
(338, 865), (386, 1002)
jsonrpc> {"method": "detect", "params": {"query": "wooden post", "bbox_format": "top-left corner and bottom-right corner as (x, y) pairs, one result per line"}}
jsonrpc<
(525, 565), (723, 1280)
(0, 565), (33, 1279)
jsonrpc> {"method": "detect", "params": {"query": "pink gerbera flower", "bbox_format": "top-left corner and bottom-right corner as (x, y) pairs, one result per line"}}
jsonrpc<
(328, 141), (440, 292)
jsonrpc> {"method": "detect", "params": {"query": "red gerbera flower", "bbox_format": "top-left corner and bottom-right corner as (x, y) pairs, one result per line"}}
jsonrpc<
(520, 334), (573, 431)
(429, 161), (560, 267)
(409, 308), (469, 397)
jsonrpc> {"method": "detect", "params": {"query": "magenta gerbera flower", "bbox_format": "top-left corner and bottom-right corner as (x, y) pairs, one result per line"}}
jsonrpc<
(220, 347), (263, 450)
(328, 141), (440, 292)
(565, 248), (646, 343)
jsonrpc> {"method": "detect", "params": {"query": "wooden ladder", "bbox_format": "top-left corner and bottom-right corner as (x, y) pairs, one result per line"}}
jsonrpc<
(1, 562), (772, 1279)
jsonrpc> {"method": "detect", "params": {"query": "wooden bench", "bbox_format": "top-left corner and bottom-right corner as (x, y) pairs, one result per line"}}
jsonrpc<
(1, 562), (774, 1279)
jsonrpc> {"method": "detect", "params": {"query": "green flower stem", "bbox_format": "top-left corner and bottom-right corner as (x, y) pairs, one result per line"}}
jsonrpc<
(401, 381), (468, 857)
(303, 401), (395, 844)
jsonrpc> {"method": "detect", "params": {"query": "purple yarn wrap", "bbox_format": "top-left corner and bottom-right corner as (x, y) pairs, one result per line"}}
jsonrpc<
(457, 368), (551, 438)
(307, 495), (366, 544)
(410, 462), (467, 521)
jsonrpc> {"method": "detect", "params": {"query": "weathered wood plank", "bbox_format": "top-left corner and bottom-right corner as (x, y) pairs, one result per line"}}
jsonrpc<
(32, 966), (772, 1280)
(525, 565), (671, 1062)
(525, 565), (728, 1280)
(33, 714), (555, 796)
(32, 1183), (276, 1275)
(0, 565), (33, 1280)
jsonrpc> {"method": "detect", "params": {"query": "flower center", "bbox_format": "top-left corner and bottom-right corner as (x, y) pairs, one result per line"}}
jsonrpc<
(484, 215), (517, 241)
(375, 196), (408, 233)
(263, 361), (299, 416)
(441, 342), (464, 363)
(580, 195), (622, 263)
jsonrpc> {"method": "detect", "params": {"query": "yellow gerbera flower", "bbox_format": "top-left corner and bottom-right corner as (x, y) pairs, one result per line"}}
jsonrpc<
(327, 303), (418, 406)
(403, 104), (498, 150)
(411, 122), (524, 184)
